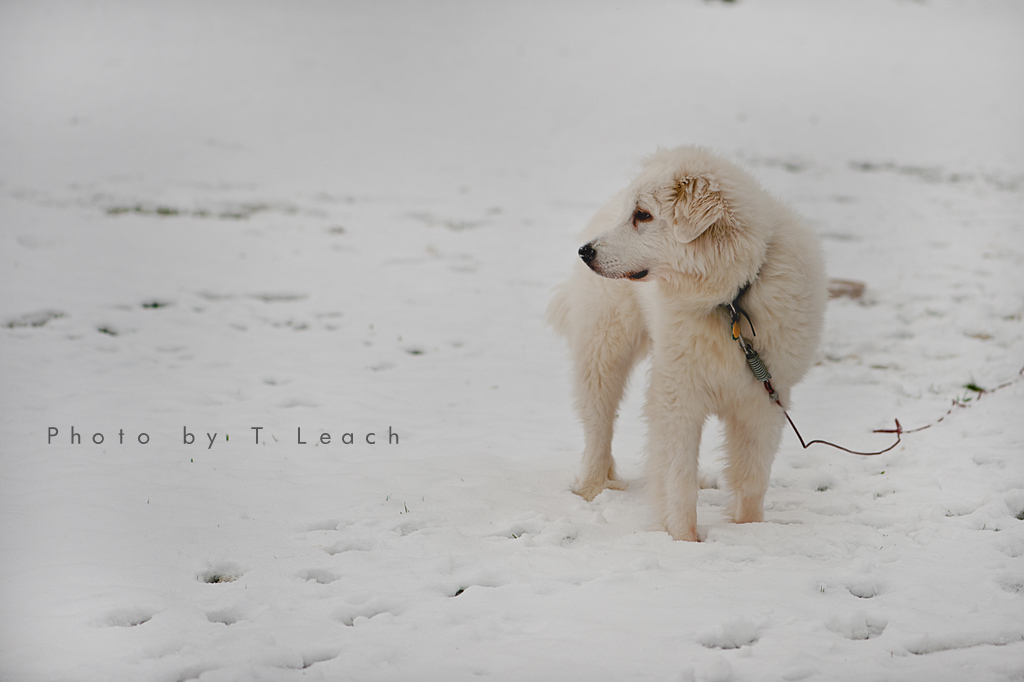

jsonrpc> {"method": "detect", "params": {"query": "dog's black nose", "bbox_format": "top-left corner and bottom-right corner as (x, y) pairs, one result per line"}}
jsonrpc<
(578, 243), (596, 264)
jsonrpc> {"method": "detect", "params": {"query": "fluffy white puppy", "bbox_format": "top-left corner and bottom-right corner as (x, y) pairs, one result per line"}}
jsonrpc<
(548, 146), (826, 541)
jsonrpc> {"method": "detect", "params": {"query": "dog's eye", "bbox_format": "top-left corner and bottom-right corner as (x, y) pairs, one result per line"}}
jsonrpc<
(633, 209), (653, 226)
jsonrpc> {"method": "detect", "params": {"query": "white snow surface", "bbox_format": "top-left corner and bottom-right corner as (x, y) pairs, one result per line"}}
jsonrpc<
(2, 1), (1024, 681)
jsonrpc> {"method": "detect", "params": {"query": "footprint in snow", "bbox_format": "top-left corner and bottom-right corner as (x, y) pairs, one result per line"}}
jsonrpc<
(300, 568), (340, 585)
(336, 598), (401, 626)
(206, 607), (245, 626)
(298, 649), (340, 670)
(846, 578), (883, 599)
(698, 616), (763, 650)
(4, 309), (66, 328)
(104, 607), (155, 628)
(827, 612), (887, 640)
(199, 562), (245, 584)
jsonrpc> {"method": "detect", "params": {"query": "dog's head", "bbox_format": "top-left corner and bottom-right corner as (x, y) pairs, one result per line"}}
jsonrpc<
(579, 147), (750, 283)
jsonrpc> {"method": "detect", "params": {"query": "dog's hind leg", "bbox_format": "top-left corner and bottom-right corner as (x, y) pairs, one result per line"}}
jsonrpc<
(721, 392), (787, 524)
(567, 287), (648, 502)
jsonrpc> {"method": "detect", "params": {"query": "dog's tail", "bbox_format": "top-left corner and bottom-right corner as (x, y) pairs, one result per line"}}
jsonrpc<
(545, 283), (573, 338)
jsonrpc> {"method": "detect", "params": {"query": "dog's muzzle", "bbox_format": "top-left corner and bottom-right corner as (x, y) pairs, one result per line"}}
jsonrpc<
(579, 241), (647, 280)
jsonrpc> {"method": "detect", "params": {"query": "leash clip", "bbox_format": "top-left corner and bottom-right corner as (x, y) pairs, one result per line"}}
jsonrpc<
(725, 286), (778, 405)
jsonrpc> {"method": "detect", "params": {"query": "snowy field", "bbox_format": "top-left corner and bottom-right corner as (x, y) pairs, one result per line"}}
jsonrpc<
(2, 1), (1023, 680)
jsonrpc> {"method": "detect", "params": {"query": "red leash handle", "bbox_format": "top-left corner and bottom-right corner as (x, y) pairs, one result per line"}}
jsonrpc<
(782, 364), (1023, 456)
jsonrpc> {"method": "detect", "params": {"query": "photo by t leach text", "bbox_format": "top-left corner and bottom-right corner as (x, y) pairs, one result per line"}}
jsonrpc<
(46, 426), (402, 449)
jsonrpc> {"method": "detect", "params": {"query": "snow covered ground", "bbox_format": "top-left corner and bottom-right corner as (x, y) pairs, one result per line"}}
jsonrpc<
(2, 1), (1023, 680)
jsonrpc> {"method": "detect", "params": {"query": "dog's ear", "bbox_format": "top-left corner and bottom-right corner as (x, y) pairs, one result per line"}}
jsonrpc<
(666, 175), (730, 243)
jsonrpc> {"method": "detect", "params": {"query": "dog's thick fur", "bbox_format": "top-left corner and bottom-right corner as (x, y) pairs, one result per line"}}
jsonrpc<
(548, 146), (826, 541)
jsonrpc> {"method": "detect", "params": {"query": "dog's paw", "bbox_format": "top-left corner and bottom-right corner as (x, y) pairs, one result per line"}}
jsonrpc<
(572, 477), (627, 502)
(665, 520), (700, 542)
(668, 529), (701, 542)
(698, 469), (720, 489)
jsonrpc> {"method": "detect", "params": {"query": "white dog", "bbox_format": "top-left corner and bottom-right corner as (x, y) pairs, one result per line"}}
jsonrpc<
(548, 146), (826, 541)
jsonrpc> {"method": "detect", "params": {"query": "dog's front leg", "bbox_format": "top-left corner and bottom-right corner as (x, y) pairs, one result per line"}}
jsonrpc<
(645, 377), (704, 541)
